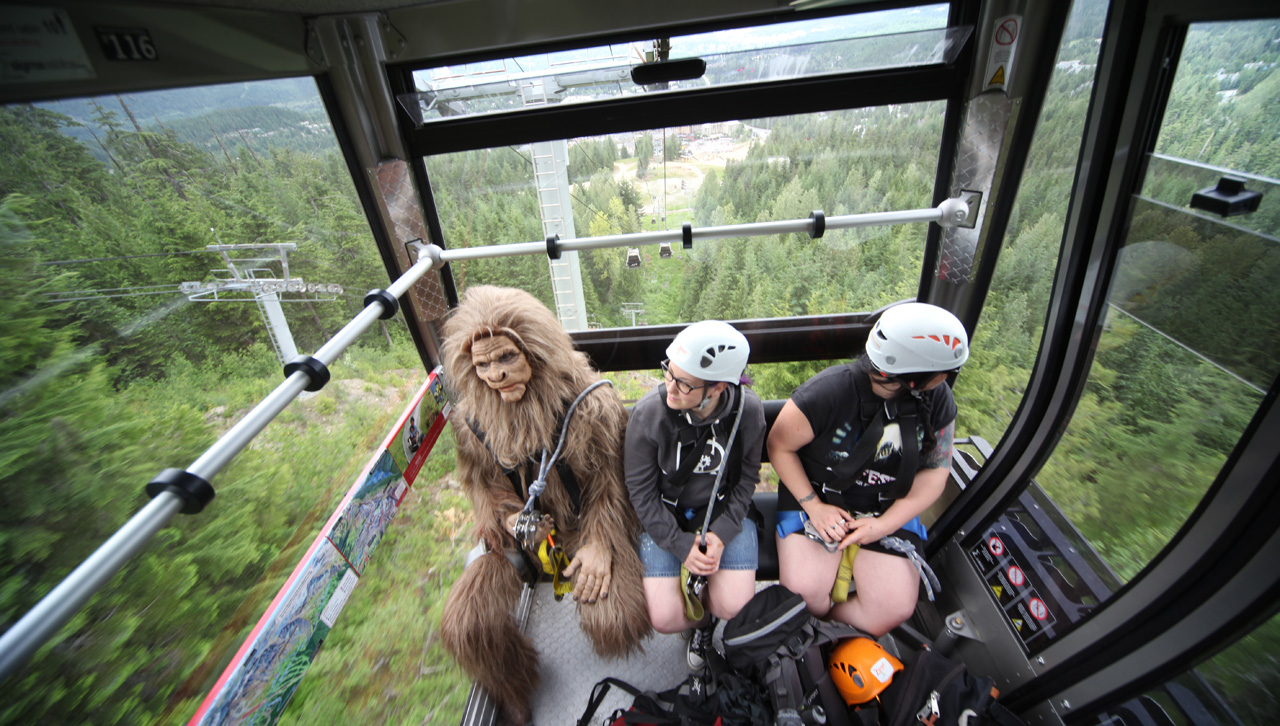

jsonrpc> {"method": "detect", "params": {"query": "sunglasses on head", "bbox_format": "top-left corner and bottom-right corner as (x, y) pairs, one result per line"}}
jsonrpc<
(872, 364), (962, 388)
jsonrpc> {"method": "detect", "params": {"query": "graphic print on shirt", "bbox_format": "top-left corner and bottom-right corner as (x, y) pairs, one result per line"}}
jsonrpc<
(875, 423), (903, 462)
(676, 437), (726, 476)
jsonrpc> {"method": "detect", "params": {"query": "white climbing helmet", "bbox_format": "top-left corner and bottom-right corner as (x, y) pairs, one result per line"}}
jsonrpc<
(666, 320), (750, 384)
(866, 302), (970, 375)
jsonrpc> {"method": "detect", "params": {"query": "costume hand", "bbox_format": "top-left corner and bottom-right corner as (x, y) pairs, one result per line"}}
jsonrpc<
(805, 500), (854, 544)
(841, 516), (885, 549)
(684, 533), (725, 576)
(563, 540), (611, 604)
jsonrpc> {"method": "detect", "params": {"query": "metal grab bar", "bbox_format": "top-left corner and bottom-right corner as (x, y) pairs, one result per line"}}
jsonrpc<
(0, 250), (443, 683)
(432, 198), (973, 262)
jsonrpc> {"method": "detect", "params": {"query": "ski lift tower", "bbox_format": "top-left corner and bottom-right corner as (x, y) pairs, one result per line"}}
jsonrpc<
(179, 240), (343, 365)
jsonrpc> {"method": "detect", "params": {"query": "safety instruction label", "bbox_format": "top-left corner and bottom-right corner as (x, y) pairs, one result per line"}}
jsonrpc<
(0, 6), (95, 83)
(1010, 588), (1056, 645)
(984, 15), (1020, 93)
(970, 525), (1056, 646)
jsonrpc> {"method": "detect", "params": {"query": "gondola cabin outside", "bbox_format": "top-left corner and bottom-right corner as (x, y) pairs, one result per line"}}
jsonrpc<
(0, 0), (1277, 725)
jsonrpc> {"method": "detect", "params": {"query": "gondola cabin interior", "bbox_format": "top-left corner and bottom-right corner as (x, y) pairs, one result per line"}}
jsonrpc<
(0, 0), (1277, 724)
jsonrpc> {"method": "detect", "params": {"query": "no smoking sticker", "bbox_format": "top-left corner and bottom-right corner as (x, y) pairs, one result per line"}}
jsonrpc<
(988, 535), (1004, 556)
(1029, 597), (1049, 621)
(984, 14), (1021, 92)
(1007, 565), (1025, 588)
(995, 18), (1018, 45)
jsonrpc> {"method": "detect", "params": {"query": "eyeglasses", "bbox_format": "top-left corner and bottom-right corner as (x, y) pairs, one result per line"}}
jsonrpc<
(660, 359), (708, 396)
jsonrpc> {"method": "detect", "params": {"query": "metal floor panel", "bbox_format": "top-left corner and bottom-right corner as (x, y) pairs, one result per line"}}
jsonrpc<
(527, 583), (691, 725)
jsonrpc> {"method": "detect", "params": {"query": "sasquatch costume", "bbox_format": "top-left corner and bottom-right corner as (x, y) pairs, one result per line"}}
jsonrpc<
(439, 286), (650, 723)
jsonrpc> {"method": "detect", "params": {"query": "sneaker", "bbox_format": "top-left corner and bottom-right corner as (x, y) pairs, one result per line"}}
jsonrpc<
(686, 625), (711, 671)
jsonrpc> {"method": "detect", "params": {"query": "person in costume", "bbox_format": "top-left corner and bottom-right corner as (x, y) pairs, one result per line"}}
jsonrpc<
(767, 302), (968, 636)
(439, 286), (650, 724)
(624, 320), (765, 670)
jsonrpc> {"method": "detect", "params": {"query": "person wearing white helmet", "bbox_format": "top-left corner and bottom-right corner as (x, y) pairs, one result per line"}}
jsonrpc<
(767, 302), (970, 636)
(625, 320), (766, 671)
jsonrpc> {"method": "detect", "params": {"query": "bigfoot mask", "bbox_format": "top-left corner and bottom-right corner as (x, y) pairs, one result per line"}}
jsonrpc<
(471, 334), (531, 403)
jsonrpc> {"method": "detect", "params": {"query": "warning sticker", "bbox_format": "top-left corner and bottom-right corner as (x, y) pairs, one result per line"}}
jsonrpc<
(969, 530), (1010, 575)
(984, 15), (1020, 93)
(987, 560), (1029, 607)
(1007, 565), (1026, 587)
(1011, 587), (1057, 645)
(1028, 597), (1049, 621)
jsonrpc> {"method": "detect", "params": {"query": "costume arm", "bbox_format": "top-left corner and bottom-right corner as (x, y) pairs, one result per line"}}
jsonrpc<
(708, 393), (766, 547)
(573, 392), (638, 553)
(455, 424), (525, 551)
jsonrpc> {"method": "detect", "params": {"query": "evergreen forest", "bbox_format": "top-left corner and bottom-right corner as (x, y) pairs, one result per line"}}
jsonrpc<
(1, 5), (1278, 725)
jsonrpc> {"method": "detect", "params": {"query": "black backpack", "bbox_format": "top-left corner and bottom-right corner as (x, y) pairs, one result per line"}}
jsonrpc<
(721, 584), (865, 726)
(876, 647), (1026, 726)
(576, 669), (770, 726)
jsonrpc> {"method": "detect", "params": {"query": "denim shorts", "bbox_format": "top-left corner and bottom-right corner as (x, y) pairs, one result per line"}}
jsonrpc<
(639, 518), (759, 578)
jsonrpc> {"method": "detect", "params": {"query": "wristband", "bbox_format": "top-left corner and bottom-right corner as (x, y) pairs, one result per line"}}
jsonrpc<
(797, 492), (817, 504)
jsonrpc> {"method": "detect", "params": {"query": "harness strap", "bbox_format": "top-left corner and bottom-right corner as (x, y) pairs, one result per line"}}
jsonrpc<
(812, 362), (919, 511)
(878, 535), (941, 601)
(659, 384), (745, 534)
(465, 413), (584, 515)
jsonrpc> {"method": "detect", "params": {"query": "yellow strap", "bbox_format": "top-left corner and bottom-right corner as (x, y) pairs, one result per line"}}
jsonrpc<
(537, 531), (574, 600)
(680, 563), (706, 622)
(831, 544), (860, 604)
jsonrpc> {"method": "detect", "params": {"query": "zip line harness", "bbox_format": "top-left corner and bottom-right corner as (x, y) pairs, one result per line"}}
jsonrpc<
(466, 379), (612, 599)
(797, 361), (943, 602)
(671, 384), (747, 622)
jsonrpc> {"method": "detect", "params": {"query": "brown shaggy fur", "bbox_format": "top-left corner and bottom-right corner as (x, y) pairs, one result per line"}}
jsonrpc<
(439, 286), (651, 722)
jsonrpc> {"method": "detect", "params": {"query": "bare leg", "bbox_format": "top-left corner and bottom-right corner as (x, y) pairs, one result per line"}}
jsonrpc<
(776, 533), (842, 616)
(644, 576), (700, 633)
(827, 549), (919, 637)
(706, 568), (757, 621)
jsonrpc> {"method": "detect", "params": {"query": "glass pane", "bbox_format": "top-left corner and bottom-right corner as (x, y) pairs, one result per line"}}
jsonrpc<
(967, 17), (1280, 651)
(0, 80), (444, 723)
(424, 103), (945, 333)
(404, 6), (958, 124)
(956, 0), (1107, 448)
(1083, 612), (1279, 725)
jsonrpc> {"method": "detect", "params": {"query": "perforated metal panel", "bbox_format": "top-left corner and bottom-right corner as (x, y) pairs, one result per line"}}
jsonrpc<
(936, 94), (1013, 284)
(374, 159), (450, 321)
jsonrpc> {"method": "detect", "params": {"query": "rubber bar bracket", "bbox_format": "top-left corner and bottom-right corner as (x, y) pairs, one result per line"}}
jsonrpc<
(809, 210), (826, 239)
(363, 288), (399, 319)
(682, 222), (693, 250)
(284, 354), (331, 392)
(546, 234), (561, 260)
(146, 468), (215, 515)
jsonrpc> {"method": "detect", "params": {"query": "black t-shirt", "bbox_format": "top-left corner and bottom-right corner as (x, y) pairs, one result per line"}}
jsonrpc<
(781, 361), (957, 512)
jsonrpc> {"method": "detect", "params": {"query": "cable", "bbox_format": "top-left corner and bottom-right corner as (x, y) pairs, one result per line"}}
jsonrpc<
(39, 249), (214, 266)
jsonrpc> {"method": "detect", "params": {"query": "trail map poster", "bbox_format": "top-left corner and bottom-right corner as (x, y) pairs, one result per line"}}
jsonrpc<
(190, 367), (449, 726)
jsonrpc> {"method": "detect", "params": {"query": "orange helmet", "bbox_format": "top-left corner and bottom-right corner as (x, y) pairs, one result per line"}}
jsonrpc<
(829, 637), (904, 705)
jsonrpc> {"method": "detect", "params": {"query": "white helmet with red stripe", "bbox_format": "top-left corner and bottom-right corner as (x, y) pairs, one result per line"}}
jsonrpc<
(865, 302), (969, 374)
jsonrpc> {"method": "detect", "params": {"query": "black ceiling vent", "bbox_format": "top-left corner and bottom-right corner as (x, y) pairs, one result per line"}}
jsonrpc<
(631, 58), (707, 86)
(1190, 175), (1263, 217)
